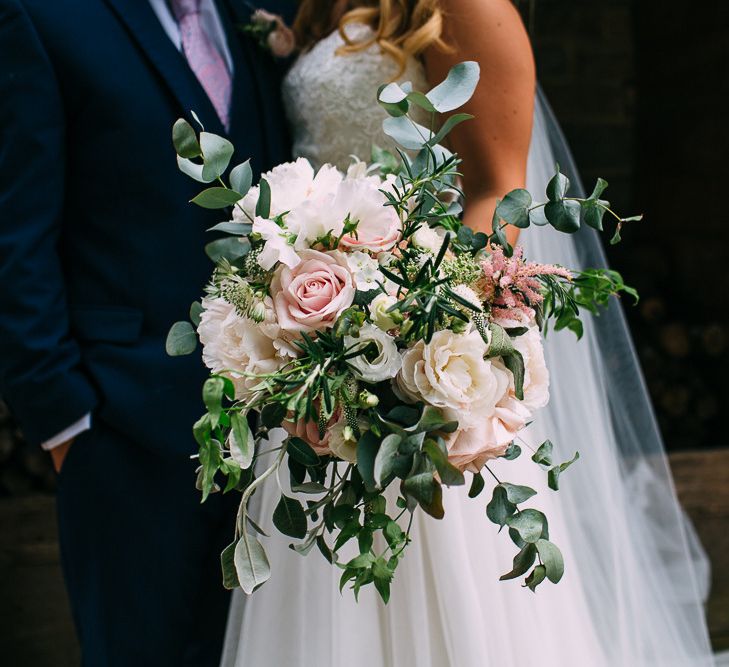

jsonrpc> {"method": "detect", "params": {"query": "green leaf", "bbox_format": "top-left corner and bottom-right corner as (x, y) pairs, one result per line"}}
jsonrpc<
(427, 112), (474, 147)
(373, 557), (394, 603)
(260, 402), (287, 429)
(374, 433), (402, 488)
(486, 322), (515, 358)
(546, 168), (569, 201)
(506, 509), (548, 544)
(495, 189), (532, 228)
(166, 321), (197, 356)
(202, 377), (225, 428)
(371, 144), (400, 174)
(357, 430), (379, 493)
(423, 438), (465, 486)
(234, 533), (271, 594)
(207, 221), (252, 235)
(229, 411), (253, 469)
(503, 351), (525, 400)
(536, 539), (565, 583)
(220, 541), (240, 589)
(177, 156), (213, 183)
(531, 440), (554, 467)
(501, 443), (522, 461)
(416, 405), (458, 434)
(500, 483), (537, 505)
(189, 301), (203, 327)
(588, 177), (609, 200)
(191, 186), (243, 209)
(468, 471), (485, 498)
(287, 436), (319, 467)
(272, 494), (307, 539)
(377, 82), (410, 117)
(545, 200), (581, 233)
(580, 199), (607, 231)
(425, 61), (480, 112)
(548, 451), (580, 491)
(172, 118), (201, 158)
(229, 159), (253, 196)
(290, 481), (327, 494)
(525, 564), (547, 591)
(204, 237), (250, 263)
(486, 485), (516, 527)
(317, 535), (334, 563)
(402, 471), (436, 506)
(382, 115), (430, 150)
(200, 132), (234, 182)
(499, 542), (536, 581)
(256, 178), (271, 218)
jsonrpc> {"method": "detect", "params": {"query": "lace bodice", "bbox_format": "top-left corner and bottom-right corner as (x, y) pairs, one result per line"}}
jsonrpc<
(282, 24), (429, 171)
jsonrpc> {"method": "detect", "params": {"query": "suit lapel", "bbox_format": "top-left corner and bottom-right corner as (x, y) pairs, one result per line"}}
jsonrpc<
(103, 0), (225, 134)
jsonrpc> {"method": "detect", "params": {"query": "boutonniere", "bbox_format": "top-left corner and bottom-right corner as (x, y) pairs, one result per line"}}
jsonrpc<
(241, 7), (296, 58)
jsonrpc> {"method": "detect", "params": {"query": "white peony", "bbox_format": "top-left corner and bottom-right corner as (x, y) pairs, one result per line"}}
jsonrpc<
(510, 326), (550, 411)
(197, 297), (284, 400)
(369, 292), (399, 331)
(395, 327), (510, 429)
(240, 158), (342, 221)
(345, 323), (402, 383)
(346, 251), (385, 291)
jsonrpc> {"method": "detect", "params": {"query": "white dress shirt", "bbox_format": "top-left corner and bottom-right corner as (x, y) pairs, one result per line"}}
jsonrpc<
(41, 0), (233, 451)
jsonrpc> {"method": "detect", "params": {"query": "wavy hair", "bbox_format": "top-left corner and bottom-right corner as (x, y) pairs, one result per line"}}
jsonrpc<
(293, 0), (449, 76)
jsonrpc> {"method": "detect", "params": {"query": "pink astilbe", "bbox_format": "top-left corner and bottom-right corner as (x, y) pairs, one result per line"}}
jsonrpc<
(478, 246), (572, 321)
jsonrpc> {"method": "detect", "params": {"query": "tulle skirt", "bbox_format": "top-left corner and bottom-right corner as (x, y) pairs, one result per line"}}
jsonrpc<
(220, 94), (716, 666)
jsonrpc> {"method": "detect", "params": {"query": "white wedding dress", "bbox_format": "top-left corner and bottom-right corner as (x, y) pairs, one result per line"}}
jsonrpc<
(222, 25), (717, 666)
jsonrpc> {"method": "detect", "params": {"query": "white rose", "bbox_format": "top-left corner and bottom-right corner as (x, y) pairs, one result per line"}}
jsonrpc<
(198, 297), (283, 400)
(510, 326), (550, 411)
(346, 251), (385, 290)
(411, 224), (447, 253)
(395, 327), (510, 428)
(369, 292), (399, 331)
(345, 323), (402, 383)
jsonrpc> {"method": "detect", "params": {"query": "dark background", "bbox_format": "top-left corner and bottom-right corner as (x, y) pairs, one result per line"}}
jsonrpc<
(1, 0), (728, 663)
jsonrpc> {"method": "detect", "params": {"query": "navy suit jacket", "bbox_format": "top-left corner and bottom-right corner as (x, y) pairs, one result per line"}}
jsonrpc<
(0, 0), (294, 455)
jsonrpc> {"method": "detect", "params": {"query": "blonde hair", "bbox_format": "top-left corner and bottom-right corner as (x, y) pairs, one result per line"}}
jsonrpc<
(293, 0), (449, 76)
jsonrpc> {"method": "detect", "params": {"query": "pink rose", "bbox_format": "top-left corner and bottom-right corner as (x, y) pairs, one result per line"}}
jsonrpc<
(283, 408), (340, 457)
(445, 396), (531, 473)
(271, 249), (355, 334)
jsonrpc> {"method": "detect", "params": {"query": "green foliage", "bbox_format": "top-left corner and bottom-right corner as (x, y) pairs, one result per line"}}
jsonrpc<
(165, 321), (197, 356)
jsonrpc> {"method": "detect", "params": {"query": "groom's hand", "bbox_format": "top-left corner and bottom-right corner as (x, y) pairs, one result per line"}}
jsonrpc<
(50, 438), (74, 473)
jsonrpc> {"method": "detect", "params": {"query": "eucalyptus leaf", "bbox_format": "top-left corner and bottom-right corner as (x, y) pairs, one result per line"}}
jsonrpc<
(256, 178), (271, 218)
(501, 443), (522, 461)
(425, 61), (480, 112)
(531, 440), (554, 467)
(177, 155), (214, 183)
(207, 221), (252, 235)
(165, 321), (197, 356)
(234, 533), (271, 594)
(506, 509), (548, 544)
(495, 189), (532, 228)
(503, 351), (525, 400)
(486, 322), (515, 358)
(536, 538), (565, 583)
(499, 543), (536, 581)
(423, 438), (465, 486)
(382, 115), (430, 150)
(468, 471), (485, 498)
(229, 159), (253, 196)
(545, 200), (581, 233)
(189, 301), (203, 327)
(191, 187), (243, 209)
(373, 433), (402, 487)
(546, 168), (570, 201)
(548, 451), (580, 491)
(500, 482), (537, 505)
(486, 484), (516, 527)
(357, 430), (379, 492)
(205, 237), (250, 263)
(525, 564), (547, 591)
(427, 112), (473, 147)
(200, 132), (234, 182)
(172, 118), (201, 159)
(287, 436), (319, 467)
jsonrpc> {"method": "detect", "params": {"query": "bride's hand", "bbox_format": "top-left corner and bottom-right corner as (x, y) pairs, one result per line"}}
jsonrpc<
(424, 0), (535, 244)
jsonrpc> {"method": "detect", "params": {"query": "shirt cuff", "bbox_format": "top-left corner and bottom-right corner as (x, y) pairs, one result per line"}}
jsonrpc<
(40, 413), (91, 451)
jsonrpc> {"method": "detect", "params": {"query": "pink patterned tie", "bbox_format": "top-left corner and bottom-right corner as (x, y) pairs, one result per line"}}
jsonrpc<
(171, 0), (232, 130)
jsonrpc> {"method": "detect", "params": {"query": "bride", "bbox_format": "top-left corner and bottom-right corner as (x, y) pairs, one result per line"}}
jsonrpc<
(222, 0), (716, 664)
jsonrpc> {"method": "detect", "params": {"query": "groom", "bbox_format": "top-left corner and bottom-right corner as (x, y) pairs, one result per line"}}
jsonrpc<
(0, 0), (293, 663)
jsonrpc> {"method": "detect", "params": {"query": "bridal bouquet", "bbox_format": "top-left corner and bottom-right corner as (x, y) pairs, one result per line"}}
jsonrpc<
(167, 62), (638, 601)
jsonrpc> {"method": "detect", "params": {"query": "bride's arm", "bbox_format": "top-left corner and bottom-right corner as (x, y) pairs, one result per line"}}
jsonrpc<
(424, 0), (535, 243)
